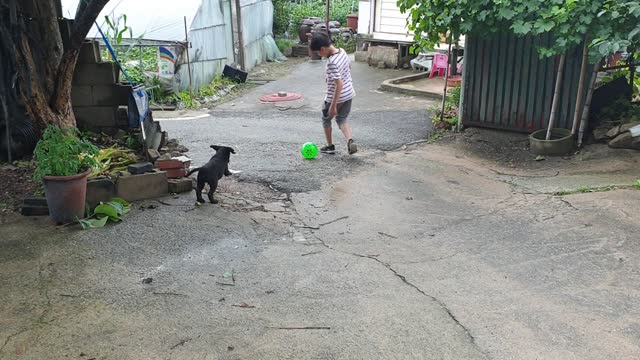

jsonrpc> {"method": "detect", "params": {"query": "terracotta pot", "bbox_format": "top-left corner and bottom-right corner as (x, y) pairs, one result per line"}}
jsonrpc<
(346, 14), (358, 31)
(43, 168), (92, 224)
(447, 76), (462, 87)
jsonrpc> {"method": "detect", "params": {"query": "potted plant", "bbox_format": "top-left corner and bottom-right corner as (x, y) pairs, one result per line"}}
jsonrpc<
(33, 125), (99, 224)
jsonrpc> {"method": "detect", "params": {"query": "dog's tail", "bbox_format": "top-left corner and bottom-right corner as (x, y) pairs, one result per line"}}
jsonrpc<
(187, 167), (202, 177)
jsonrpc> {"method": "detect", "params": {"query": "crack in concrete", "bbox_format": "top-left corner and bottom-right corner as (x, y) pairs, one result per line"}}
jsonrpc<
(312, 233), (486, 354)
(1, 261), (55, 353)
(0, 328), (30, 353)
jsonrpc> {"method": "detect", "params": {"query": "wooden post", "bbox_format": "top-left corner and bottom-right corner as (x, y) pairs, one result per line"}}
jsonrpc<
(629, 53), (635, 100)
(234, 0), (246, 70)
(326, 0), (331, 37)
(184, 16), (193, 100)
(440, 38), (452, 124)
(546, 54), (566, 140)
(571, 39), (589, 135)
(578, 61), (602, 147)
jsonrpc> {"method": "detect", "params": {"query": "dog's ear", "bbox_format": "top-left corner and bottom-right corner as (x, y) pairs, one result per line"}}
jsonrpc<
(210, 145), (220, 151)
(229, 147), (236, 154)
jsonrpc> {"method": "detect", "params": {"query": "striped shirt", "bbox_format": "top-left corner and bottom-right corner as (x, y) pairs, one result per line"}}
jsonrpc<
(325, 49), (355, 104)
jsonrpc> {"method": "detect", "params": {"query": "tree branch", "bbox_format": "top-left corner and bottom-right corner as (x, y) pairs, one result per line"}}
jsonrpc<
(71, 0), (109, 51)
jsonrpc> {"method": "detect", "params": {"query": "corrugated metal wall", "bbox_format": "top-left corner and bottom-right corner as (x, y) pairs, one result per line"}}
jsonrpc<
(179, 0), (235, 90)
(462, 34), (590, 133)
(240, 0), (278, 70)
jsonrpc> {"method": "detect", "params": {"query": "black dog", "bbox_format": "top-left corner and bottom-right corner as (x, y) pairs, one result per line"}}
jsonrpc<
(187, 145), (236, 204)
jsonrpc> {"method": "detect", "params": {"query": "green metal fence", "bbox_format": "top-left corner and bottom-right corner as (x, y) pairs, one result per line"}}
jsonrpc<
(461, 34), (590, 133)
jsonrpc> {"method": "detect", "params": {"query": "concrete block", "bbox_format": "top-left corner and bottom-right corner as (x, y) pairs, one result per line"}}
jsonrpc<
(21, 205), (49, 216)
(128, 162), (154, 175)
(86, 178), (117, 209)
(73, 62), (117, 85)
(147, 149), (161, 162)
(368, 46), (398, 68)
(168, 178), (193, 194)
(354, 51), (369, 63)
(93, 84), (131, 106)
(78, 40), (101, 64)
(74, 106), (118, 128)
(117, 106), (129, 126)
(72, 85), (93, 107)
(116, 170), (168, 202)
(23, 197), (47, 206)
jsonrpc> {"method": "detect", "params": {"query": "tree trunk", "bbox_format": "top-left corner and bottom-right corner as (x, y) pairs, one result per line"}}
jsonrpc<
(578, 61), (602, 147)
(546, 54), (566, 140)
(1, 0), (110, 131)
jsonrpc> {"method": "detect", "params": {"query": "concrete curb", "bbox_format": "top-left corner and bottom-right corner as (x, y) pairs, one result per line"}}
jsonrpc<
(380, 72), (444, 100)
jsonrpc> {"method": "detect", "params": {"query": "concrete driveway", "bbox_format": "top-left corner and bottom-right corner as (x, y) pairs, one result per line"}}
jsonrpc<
(159, 59), (433, 192)
(2, 58), (640, 360)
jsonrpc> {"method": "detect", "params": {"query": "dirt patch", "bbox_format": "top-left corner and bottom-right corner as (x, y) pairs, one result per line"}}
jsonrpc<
(0, 163), (41, 212)
(440, 127), (640, 172)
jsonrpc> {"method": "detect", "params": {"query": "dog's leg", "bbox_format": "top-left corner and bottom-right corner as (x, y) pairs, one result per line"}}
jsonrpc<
(195, 177), (206, 204)
(208, 179), (219, 204)
(224, 165), (232, 176)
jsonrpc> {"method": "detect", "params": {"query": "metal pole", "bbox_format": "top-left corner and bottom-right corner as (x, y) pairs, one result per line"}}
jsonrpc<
(184, 16), (193, 100)
(139, 44), (143, 76)
(234, 0), (246, 70)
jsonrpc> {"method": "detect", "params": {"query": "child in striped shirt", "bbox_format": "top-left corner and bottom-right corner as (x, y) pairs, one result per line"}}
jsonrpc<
(310, 33), (358, 155)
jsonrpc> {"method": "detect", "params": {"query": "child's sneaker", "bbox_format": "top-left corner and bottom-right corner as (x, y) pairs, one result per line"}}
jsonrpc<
(348, 139), (357, 155)
(320, 144), (336, 154)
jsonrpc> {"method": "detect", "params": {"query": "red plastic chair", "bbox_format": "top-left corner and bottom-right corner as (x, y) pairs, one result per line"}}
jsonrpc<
(430, 54), (449, 79)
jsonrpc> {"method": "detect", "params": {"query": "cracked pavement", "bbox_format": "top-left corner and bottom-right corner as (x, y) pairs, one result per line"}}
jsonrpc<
(2, 59), (640, 359)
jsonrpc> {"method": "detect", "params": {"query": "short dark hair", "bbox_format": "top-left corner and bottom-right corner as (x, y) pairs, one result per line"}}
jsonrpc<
(309, 32), (331, 51)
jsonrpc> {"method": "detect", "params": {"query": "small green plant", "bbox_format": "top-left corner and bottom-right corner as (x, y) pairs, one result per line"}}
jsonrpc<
(276, 39), (296, 53)
(79, 198), (131, 229)
(33, 125), (99, 181)
(633, 180), (640, 190)
(332, 35), (357, 53)
(447, 86), (461, 108)
(173, 91), (196, 108)
(199, 76), (234, 98)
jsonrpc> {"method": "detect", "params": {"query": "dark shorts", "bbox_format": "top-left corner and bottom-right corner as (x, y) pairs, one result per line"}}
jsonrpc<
(322, 99), (352, 129)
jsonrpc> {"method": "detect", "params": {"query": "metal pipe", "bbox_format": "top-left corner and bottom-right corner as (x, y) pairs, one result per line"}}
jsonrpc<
(440, 38), (452, 124)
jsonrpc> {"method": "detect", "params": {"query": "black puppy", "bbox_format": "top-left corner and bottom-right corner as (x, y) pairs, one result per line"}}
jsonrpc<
(187, 145), (236, 205)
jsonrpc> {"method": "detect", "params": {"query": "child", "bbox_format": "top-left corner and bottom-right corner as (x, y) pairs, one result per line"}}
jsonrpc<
(309, 33), (357, 155)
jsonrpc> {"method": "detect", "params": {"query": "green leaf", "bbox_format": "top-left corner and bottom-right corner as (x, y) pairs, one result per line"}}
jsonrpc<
(79, 216), (109, 230)
(94, 203), (122, 221)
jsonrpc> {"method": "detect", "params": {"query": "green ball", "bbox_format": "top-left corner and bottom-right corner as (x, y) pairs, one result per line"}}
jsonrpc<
(300, 142), (319, 159)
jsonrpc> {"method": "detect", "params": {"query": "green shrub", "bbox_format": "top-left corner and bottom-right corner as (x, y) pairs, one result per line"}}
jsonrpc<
(332, 35), (357, 53)
(33, 125), (99, 181)
(276, 39), (296, 53)
(447, 86), (461, 108)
